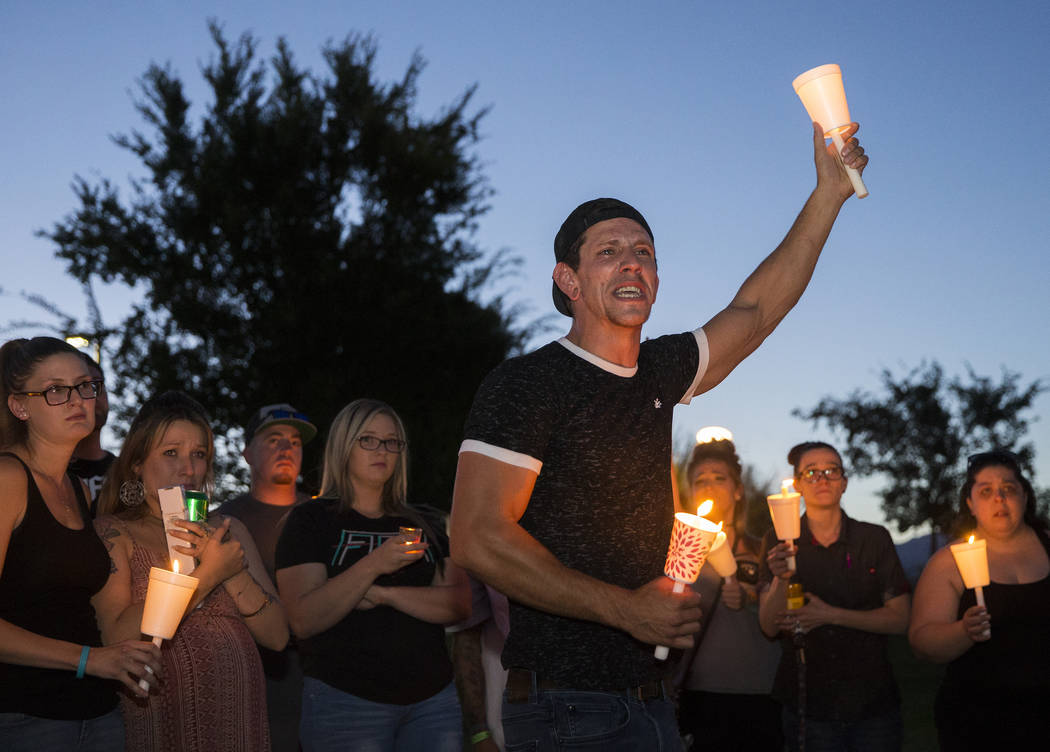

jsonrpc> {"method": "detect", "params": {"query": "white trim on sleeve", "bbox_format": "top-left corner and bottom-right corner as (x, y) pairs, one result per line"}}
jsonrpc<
(679, 328), (710, 405)
(459, 439), (543, 474)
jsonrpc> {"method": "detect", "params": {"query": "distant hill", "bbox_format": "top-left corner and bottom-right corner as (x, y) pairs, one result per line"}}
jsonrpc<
(896, 533), (945, 584)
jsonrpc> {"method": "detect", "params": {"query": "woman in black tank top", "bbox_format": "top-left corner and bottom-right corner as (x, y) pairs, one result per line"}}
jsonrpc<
(0, 337), (162, 751)
(909, 450), (1050, 750)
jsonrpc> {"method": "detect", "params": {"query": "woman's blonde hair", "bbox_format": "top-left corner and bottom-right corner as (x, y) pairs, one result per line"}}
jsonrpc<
(319, 398), (409, 515)
(97, 391), (215, 518)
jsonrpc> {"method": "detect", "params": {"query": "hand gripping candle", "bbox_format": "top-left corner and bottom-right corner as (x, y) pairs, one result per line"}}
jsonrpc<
(767, 479), (802, 571)
(654, 501), (722, 660)
(792, 63), (869, 198)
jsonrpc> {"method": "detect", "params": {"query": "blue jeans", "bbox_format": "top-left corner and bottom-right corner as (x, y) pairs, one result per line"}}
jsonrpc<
(782, 705), (901, 752)
(501, 684), (681, 751)
(0, 707), (124, 751)
(300, 676), (462, 752)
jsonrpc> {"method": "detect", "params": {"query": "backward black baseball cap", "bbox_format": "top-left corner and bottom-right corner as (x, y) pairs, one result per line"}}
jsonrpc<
(551, 198), (654, 317)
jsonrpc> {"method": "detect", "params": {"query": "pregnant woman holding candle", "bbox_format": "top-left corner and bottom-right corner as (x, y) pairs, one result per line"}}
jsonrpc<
(759, 441), (910, 752)
(0, 337), (161, 750)
(276, 399), (470, 752)
(93, 391), (288, 751)
(908, 450), (1050, 750)
(675, 436), (782, 752)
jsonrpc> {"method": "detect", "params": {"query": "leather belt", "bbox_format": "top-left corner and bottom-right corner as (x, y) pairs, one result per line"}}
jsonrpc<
(505, 668), (667, 704)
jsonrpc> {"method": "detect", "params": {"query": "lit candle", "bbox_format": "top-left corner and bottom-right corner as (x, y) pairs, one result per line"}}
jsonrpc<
(654, 503), (722, 660)
(950, 535), (990, 609)
(767, 479), (802, 571)
(792, 63), (869, 199)
(137, 560), (199, 690)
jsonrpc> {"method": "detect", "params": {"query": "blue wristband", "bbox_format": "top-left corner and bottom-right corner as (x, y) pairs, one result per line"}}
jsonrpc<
(76, 645), (90, 679)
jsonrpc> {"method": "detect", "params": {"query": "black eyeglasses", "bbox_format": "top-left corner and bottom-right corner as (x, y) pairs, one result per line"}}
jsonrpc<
(967, 449), (1020, 469)
(798, 467), (844, 483)
(15, 380), (103, 406)
(357, 436), (406, 453)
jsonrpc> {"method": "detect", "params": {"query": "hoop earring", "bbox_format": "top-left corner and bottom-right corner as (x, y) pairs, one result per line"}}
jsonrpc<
(120, 480), (146, 508)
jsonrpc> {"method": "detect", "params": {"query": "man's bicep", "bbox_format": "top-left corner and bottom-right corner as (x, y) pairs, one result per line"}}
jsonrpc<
(452, 450), (538, 528)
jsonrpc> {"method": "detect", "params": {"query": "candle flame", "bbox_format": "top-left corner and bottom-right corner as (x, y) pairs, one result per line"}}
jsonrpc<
(968, 534), (975, 545)
(172, 559), (180, 575)
(781, 479), (795, 496)
(696, 499), (714, 517)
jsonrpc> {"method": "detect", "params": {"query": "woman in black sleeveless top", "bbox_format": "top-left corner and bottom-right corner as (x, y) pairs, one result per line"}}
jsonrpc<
(909, 450), (1050, 750)
(0, 337), (162, 751)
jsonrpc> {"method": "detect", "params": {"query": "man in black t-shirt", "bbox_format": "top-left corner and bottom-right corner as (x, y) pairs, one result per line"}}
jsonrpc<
(450, 126), (869, 749)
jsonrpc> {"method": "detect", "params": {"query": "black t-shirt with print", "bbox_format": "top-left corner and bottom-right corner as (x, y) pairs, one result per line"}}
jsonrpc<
(275, 498), (452, 704)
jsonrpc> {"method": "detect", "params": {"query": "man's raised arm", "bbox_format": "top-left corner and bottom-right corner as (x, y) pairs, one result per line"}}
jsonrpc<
(449, 451), (701, 649)
(695, 122), (868, 395)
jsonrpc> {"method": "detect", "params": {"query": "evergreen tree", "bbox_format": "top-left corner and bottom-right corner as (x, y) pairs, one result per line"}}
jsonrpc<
(42, 22), (528, 504)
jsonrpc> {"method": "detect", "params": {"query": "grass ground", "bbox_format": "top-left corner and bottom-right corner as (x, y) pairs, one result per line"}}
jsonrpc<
(889, 634), (944, 752)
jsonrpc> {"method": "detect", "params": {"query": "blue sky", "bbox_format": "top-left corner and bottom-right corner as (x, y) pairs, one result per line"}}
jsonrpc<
(2, 1), (1048, 538)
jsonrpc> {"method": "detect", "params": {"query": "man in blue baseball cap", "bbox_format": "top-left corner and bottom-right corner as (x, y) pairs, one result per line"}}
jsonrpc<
(220, 402), (317, 752)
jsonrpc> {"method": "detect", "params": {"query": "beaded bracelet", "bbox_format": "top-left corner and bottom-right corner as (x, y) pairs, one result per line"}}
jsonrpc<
(76, 645), (90, 679)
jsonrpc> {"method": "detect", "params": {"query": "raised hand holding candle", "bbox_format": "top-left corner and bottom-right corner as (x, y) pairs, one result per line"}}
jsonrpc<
(767, 479), (801, 571)
(950, 535), (991, 638)
(792, 63), (868, 199)
(654, 501), (722, 660)
(138, 561), (199, 690)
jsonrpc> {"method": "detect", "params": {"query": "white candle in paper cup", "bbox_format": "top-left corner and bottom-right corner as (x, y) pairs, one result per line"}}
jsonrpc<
(138, 561), (199, 690)
(654, 502), (722, 660)
(707, 530), (737, 580)
(950, 536), (990, 606)
(767, 479), (802, 571)
(792, 63), (868, 198)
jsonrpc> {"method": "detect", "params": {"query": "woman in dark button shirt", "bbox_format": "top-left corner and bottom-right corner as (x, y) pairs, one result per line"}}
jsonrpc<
(0, 337), (161, 751)
(760, 441), (910, 752)
(909, 450), (1050, 750)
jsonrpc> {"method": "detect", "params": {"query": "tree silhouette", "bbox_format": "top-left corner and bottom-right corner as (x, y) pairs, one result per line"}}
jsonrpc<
(795, 362), (1045, 553)
(40, 22), (530, 505)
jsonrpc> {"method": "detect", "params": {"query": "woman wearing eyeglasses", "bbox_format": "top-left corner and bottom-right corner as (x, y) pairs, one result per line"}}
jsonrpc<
(276, 398), (470, 752)
(909, 450), (1050, 750)
(0, 337), (161, 750)
(759, 441), (910, 752)
(675, 438), (782, 752)
(93, 390), (288, 751)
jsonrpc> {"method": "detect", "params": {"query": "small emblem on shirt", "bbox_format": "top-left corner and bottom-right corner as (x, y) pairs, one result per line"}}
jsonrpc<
(653, 398), (662, 409)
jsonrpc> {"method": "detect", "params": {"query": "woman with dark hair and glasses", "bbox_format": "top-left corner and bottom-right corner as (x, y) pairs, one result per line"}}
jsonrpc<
(909, 450), (1050, 750)
(0, 337), (161, 751)
(276, 398), (470, 752)
(675, 437), (782, 752)
(759, 441), (910, 752)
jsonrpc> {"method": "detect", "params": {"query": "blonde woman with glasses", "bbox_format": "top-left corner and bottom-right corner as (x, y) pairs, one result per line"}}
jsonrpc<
(277, 398), (470, 752)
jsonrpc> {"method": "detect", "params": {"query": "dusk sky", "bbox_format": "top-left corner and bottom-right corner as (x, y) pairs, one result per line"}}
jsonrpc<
(2, 1), (1048, 539)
